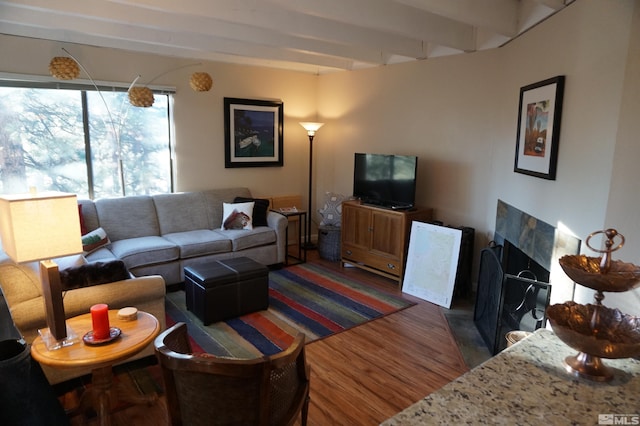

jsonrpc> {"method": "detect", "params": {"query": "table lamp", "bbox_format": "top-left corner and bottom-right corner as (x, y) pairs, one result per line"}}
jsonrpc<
(0, 192), (83, 350)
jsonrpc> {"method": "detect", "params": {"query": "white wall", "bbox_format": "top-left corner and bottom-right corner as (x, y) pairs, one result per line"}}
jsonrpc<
(173, 63), (319, 198)
(317, 0), (640, 312)
(601, 3), (640, 314)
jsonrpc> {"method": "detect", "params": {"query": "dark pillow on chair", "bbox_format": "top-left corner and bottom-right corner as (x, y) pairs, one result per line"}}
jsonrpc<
(234, 197), (270, 227)
(60, 260), (131, 291)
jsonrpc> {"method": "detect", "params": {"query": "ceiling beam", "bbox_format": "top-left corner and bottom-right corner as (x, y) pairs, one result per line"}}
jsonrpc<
(103, 0), (430, 57)
(393, 0), (518, 36)
(265, 0), (477, 51)
(0, 4), (357, 71)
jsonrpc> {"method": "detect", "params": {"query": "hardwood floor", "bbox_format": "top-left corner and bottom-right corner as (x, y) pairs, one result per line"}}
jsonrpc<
(62, 252), (470, 425)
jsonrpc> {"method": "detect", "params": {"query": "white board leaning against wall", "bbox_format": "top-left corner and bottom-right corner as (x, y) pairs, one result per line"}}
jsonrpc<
(403, 222), (462, 309)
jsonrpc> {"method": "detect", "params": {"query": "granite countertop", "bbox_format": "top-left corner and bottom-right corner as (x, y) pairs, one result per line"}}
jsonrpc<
(382, 329), (640, 425)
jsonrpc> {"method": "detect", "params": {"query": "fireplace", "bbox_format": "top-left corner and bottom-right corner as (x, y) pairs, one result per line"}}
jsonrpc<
(473, 200), (580, 354)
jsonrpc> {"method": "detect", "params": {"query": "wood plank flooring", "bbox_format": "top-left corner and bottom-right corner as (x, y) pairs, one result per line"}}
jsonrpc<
(62, 252), (470, 425)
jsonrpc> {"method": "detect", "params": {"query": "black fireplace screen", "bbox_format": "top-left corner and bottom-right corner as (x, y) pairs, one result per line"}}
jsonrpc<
(474, 245), (551, 355)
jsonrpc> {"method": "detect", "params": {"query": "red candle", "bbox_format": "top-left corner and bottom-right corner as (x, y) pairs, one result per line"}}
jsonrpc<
(90, 304), (110, 340)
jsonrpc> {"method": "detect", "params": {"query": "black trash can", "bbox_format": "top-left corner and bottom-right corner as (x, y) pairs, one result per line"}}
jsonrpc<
(0, 339), (69, 425)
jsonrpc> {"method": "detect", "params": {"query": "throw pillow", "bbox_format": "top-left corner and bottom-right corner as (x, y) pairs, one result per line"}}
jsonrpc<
(81, 227), (110, 254)
(234, 196), (270, 227)
(78, 204), (87, 235)
(60, 260), (131, 291)
(318, 192), (346, 227)
(221, 202), (254, 230)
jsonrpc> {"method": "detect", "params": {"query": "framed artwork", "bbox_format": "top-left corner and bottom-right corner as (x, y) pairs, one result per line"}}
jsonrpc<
(514, 75), (565, 180)
(224, 97), (284, 168)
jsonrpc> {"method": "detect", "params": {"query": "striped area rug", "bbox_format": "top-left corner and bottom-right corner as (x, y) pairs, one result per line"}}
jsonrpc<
(165, 263), (415, 357)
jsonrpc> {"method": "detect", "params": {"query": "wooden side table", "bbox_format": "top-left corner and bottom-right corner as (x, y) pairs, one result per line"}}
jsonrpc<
(31, 310), (160, 426)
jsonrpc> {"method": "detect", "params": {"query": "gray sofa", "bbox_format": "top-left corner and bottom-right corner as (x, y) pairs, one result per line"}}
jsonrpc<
(79, 187), (288, 286)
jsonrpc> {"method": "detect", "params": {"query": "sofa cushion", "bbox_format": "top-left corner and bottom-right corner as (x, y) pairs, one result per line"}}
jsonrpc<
(95, 196), (160, 241)
(54, 254), (87, 271)
(109, 236), (179, 269)
(85, 247), (118, 263)
(153, 192), (209, 235)
(162, 230), (232, 259)
(60, 260), (131, 291)
(215, 228), (276, 252)
(222, 202), (254, 230)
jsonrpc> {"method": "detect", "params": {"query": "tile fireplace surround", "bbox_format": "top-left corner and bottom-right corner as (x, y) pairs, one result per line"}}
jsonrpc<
(493, 199), (581, 304)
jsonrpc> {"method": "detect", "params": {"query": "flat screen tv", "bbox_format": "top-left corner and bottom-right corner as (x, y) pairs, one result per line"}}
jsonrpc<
(353, 153), (418, 210)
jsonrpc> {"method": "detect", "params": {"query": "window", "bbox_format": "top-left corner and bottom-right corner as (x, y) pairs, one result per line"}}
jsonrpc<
(0, 84), (173, 199)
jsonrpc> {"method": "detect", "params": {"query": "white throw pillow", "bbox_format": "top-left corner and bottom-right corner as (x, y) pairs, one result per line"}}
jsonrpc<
(221, 202), (254, 230)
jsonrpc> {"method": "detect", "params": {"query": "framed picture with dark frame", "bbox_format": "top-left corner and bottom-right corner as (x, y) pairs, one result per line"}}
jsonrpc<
(224, 97), (284, 168)
(514, 75), (565, 180)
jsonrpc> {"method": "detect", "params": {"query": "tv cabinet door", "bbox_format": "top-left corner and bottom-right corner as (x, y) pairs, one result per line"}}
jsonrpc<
(342, 203), (371, 253)
(370, 210), (404, 264)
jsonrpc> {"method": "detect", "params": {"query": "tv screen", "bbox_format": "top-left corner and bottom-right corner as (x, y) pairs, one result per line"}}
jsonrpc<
(353, 153), (418, 209)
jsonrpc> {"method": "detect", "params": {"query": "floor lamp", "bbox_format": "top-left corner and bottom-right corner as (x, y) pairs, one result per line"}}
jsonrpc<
(299, 122), (324, 250)
(0, 192), (83, 350)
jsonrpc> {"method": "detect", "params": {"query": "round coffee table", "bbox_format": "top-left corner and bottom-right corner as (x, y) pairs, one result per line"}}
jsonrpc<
(31, 310), (160, 426)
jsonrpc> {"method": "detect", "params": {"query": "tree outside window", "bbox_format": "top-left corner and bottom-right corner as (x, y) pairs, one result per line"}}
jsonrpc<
(0, 87), (172, 198)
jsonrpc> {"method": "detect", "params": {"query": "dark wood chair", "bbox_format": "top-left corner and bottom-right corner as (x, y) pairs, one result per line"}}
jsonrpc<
(154, 322), (310, 426)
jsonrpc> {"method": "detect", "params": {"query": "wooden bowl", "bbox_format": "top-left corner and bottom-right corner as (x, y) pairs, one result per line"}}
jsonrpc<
(559, 255), (640, 292)
(547, 301), (640, 359)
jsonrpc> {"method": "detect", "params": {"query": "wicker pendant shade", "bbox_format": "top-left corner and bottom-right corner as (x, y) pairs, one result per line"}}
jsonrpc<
(189, 72), (213, 92)
(49, 57), (80, 80)
(128, 86), (155, 107)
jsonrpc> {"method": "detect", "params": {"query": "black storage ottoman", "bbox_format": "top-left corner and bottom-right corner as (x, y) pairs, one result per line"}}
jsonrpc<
(184, 257), (269, 325)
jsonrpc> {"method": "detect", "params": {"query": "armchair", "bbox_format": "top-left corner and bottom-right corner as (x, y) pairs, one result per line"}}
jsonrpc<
(154, 322), (311, 426)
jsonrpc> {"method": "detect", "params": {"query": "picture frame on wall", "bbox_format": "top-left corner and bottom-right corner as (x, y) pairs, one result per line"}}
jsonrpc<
(514, 75), (565, 180)
(224, 97), (284, 168)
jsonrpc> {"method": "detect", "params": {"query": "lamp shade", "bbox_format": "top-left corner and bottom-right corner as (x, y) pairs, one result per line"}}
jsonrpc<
(0, 192), (82, 263)
(128, 86), (155, 107)
(49, 56), (80, 80)
(190, 72), (213, 92)
(299, 122), (324, 136)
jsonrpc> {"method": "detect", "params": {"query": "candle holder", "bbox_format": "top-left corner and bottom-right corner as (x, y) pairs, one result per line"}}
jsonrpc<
(547, 229), (640, 381)
(82, 327), (121, 345)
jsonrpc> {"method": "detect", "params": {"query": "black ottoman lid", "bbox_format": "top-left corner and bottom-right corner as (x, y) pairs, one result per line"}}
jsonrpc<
(218, 257), (268, 280)
(184, 262), (237, 287)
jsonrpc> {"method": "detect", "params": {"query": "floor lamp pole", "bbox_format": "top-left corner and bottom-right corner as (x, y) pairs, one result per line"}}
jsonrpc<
(305, 134), (315, 249)
(299, 121), (324, 251)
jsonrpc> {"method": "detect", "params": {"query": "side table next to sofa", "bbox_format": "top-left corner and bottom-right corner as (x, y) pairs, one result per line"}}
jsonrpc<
(275, 209), (307, 265)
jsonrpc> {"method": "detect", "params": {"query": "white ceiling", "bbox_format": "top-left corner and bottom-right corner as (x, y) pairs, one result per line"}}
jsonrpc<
(0, 0), (574, 74)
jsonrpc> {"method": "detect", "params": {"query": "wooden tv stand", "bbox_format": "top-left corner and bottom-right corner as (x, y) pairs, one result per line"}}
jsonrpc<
(340, 200), (433, 286)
